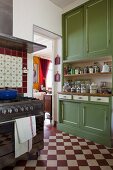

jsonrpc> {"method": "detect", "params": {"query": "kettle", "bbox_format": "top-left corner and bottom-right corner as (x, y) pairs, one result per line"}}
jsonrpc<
(102, 62), (109, 72)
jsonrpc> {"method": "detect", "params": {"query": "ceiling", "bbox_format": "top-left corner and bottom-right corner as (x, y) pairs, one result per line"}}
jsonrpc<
(49, 0), (77, 8)
(33, 34), (53, 60)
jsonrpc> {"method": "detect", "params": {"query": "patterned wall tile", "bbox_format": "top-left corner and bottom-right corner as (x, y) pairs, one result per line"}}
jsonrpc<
(0, 48), (27, 93)
(0, 81), (4, 87)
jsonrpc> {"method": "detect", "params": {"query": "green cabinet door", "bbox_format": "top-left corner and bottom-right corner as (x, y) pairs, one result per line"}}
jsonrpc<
(85, 0), (111, 58)
(80, 103), (110, 136)
(60, 101), (79, 127)
(63, 7), (84, 60)
(111, 0), (113, 54)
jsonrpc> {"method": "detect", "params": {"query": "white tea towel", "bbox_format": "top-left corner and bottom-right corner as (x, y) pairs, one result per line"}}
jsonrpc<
(15, 116), (36, 158)
(30, 116), (36, 137)
(15, 122), (32, 158)
(15, 117), (32, 143)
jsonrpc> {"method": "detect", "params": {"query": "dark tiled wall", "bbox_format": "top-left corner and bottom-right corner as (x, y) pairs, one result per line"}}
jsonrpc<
(0, 47), (27, 93)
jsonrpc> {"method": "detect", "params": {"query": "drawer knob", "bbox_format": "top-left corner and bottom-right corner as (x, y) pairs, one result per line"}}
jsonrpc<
(97, 98), (101, 100)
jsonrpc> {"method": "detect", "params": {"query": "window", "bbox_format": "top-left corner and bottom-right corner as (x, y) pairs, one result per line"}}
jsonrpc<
(46, 62), (52, 90)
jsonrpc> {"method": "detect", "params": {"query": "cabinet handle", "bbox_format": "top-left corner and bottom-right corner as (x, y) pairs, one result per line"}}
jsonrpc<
(83, 107), (85, 125)
(63, 96), (66, 99)
(62, 103), (64, 121)
(97, 98), (101, 101)
(78, 97), (82, 99)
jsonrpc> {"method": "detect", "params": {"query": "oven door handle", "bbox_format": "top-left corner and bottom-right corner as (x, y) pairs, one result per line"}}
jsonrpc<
(0, 119), (15, 125)
(0, 114), (44, 125)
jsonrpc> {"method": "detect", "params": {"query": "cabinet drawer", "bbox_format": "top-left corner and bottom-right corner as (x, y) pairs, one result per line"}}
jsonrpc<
(58, 94), (72, 100)
(90, 96), (109, 103)
(73, 95), (88, 101)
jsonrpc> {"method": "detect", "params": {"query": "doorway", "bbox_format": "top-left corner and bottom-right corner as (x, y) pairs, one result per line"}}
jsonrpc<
(33, 25), (62, 125)
(33, 27), (53, 124)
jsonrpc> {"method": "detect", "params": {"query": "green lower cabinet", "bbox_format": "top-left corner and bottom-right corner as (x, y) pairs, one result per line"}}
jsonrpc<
(58, 100), (111, 147)
(60, 101), (79, 127)
(80, 103), (110, 136)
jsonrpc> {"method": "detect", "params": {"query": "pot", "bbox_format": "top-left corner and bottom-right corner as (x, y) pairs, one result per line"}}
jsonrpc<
(0, 88), (18, 100)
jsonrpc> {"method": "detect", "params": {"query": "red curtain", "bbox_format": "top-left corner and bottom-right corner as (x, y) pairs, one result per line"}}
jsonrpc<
(39, 58), (50, 89)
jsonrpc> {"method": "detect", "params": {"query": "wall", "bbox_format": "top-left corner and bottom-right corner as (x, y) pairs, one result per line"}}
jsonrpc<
(52, 38), (62, 123)
(24, 53), (33, 97)
(13, 0), (62, 41)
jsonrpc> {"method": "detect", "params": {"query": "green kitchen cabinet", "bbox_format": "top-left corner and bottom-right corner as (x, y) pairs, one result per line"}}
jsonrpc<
(84, 0), (111, 58)
(111, 0), (113, 54)
(59, 100), (79, 127)
(62, 0), (112, 61)
(58, 97), (112, 147)
(80, 103), (110, 136)
(63, 7), (84, 61)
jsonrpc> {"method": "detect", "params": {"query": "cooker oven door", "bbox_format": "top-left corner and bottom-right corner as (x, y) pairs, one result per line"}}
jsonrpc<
(0, 121), (15, 169)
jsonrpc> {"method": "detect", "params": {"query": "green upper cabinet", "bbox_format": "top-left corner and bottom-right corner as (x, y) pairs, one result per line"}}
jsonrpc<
(111, 0), (113, 54)
(85, 0), (111, 58)
(62, 0), (112, 61)
(63, 7), (84, 60)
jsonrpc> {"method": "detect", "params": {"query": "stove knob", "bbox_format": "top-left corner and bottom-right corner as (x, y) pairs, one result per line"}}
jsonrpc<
(25, 106), (29, 111)
(14, 108), (18, 113)
(30, 106), (33, 110)
(2, 109), (6, 114)
(20, 107), (24, 112)
(8, 108), (12, 114)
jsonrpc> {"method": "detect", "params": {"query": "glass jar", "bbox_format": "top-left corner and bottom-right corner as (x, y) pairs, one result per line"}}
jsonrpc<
(75, 67), (80, 74)
(83, 66), (88, 74)
(79, 68), (83, 74)
(94, 66), (100, 73)
(86, 84), (90, 93)
(89, 66), (94, 73)
(81, 84), (86, 93)
(90, 83), (98, 94)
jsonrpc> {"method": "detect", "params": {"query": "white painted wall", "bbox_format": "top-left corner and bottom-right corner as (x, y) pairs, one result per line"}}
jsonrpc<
(52, 38), (62, 122)
(13, 0), (62, 41)
(13, 0), (90, 122)
(62, 0), (89, 13)
(24, 53), (33, 97)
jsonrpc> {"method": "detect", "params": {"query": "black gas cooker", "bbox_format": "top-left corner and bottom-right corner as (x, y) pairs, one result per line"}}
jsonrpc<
(0, 97), (44, 122)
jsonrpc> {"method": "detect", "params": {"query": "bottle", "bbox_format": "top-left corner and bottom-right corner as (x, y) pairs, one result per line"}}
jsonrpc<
(67, 65), (71, 74)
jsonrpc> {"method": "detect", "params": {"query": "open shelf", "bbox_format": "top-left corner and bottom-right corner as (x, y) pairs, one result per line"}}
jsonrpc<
(64, 72), (112, 77)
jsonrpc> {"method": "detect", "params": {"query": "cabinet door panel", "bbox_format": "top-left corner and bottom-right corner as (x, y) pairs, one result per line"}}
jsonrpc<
(63, 7), (84, 60)
(62, 101), (79, 127)
(81, 103), (109, 135)
(85, 0), (110, 56)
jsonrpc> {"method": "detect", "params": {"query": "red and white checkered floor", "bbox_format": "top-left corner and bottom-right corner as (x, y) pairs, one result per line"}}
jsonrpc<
(4, 121), (113, 170)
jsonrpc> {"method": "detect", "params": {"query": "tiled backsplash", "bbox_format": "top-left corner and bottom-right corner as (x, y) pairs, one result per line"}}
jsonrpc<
(0, 47), (27, 94)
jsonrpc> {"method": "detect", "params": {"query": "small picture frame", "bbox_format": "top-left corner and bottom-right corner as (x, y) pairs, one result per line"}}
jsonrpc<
(55, 54), (60, 65)
(54, 71), (60, 82)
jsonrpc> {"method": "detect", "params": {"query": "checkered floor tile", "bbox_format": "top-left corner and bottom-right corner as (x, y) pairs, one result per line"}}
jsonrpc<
(3, 121), (113, 170)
